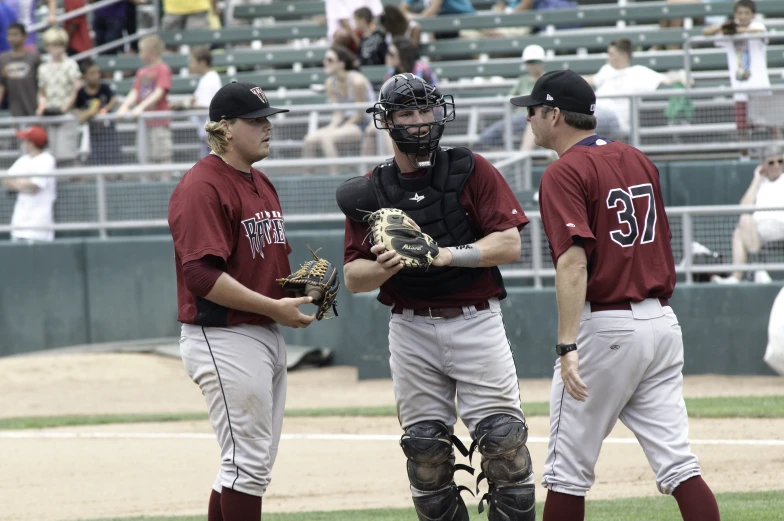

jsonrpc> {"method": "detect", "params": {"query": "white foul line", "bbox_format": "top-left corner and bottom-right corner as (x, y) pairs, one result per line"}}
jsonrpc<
(0, 431), (783, 446)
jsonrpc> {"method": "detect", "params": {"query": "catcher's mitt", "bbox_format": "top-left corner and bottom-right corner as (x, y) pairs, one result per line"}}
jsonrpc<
(365, 208), (439, 269)
(277, 245), (339, 321)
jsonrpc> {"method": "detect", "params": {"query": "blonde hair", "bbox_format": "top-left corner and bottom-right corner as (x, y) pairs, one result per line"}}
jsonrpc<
(204, 119), (236, 155)
(42, 27), (68, 47)
(139, 35), (165, 56)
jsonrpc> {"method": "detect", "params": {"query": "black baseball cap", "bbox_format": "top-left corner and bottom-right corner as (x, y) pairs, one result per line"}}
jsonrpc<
(510, 70), (596, 115)
(209, 80), (289, 122)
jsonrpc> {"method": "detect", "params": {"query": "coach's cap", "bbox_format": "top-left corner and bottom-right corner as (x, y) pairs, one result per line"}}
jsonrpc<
(510, 70), (596, 115)
(16, 125), (48, 148)
(521, 44), (545, 63)
(209, 81), (289, 122)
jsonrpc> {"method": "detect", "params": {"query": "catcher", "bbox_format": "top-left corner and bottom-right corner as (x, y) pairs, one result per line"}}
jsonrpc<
(169, 81), (337, 521)
(337, 73), (536, 521)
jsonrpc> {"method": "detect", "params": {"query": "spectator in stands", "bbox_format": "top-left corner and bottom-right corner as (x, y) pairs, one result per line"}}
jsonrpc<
(477, 44), (545, 150)
(324, 0), (383, 51)
(0, 22), (39, 116)
(504, 0), (577, 12)
(91, 0), (126, 55)
(162, 0), (216, 30)
(74, 59), (121, 166)
(713, 145), (784, 284)
(63, 0), (92, 56)
(383, 37), (436, 86)
(7, 0), (57, 49)
(116, 35), (173, 167)
(584, 38), (682, 138)
(354, 7), (387, 67)
(0, 0), (17, 54)
(188, 46), (222, 158)
(303, 45), (374, 175)
(402, 0), (475, 39)
(703, 0), (777, 151)
(2, 125), (57, 243)
(380, 4), (420, 48)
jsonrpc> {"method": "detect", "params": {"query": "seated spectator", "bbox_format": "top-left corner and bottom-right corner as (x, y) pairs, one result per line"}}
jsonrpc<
(188, 46), (222, 158)
(0, 22), (40, 117)
(354, 7), (387, 67)
(402, 0), (475, 39)
(584, 38), (681, 138)
(505, 0), (577, 12)
(380, 4), (420, 48)
(383, 37), (436, 86)
(73, 58), (121, 165)
(303, 45), (374, 175)
(2, 126), (57, 243)
(37, 27), (82, 163)
(116, 35), (173, 167)
(63, 0), (93, 56)
(713, 146), (784, 284)
(162, 0), (216, 30)
(477, 44), (544, 150)
(703, 0), (778, 150)
(92, 0), (126, 55)
(325, 0), (383, 51)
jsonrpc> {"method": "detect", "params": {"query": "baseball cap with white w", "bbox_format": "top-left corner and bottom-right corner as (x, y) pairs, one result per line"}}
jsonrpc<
(510, 69), (596, 115)
(209, 80), (290, 122)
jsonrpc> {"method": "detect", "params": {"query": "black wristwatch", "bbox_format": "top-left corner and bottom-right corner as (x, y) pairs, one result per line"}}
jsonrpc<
(555, 343), (578, 356)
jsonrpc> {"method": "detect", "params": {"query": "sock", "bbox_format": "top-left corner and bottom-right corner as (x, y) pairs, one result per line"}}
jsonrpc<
(208, 489), (223, 521)
(542, 490), (585, 521)
(220, 487), (262, 521)
(673, 476), (721, 521)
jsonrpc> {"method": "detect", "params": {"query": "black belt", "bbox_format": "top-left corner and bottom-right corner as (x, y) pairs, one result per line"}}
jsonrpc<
(590, 297), (669, 312)
(392, 300), (491, 319)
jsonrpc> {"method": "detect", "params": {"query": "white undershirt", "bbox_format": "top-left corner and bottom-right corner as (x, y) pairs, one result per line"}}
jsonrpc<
(7, 151), (57, 242)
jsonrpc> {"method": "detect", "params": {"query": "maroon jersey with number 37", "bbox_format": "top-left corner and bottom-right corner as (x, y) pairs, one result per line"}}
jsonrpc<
(538, 137), (676, 304)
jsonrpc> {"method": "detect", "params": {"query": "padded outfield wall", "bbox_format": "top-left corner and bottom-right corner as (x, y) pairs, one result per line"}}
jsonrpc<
(0, 235), (778, 378)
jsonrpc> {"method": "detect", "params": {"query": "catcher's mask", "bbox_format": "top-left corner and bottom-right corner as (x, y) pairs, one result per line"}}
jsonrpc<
(366, 73), (455, 168)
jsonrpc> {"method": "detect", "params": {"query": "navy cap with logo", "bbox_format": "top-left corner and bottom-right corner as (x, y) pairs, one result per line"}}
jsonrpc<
(510, 70), (596, 115)
(209, 81), (289, 122)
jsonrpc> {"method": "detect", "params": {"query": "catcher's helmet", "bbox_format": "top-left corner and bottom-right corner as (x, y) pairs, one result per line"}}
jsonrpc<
(367, 73), (455, 166)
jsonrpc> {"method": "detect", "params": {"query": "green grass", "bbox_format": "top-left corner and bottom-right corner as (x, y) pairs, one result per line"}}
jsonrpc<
(76, 491), (784, 521)
(2, 395), (782, 431)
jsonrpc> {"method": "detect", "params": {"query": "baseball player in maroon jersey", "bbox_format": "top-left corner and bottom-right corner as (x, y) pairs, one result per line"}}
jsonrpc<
(168, 81), (316, 521)
(510, 70), (721, 521)
(338, 73), (536, 521)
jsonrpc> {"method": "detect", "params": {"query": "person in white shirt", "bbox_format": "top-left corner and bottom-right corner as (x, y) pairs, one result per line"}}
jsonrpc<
(325, 0), (383, 46)
(2, 126), (57, 243)
(189, 46), (222, 158)
(703, 0), (778, 142)
(585, 38), (680, 137)
(713, 145), (784, 283)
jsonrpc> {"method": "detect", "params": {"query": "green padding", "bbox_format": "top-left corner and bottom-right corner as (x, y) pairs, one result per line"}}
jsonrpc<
(108, 46), (784, 95)
(0, 240), (90, 355)
(83, 238), (179, 343)
(664, 160), (757, 207)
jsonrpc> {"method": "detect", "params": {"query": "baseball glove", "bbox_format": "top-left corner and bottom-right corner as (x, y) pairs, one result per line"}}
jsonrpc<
(365, 208), (439, 269)
(277, 245), (340, 321)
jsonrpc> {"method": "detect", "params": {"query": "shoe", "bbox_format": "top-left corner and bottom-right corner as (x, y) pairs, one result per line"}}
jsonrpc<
(711, 275), (740, 284)
(753, 270), (773, 283)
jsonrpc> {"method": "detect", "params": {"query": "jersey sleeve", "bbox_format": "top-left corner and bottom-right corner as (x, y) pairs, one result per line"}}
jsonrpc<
(344, 217), (374, 264)
(539, 163), (596, 263)
(169, 180), (234, 264)
(465, 153), (529, 235)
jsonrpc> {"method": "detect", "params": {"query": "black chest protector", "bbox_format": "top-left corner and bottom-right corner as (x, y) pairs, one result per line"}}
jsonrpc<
(371, 147), (505, 301)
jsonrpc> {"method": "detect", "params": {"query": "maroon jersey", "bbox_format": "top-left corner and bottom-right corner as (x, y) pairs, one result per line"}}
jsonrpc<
(344, 152), (528, 308)
(169, 154), (292, 326)
(538, 137), (675, 304)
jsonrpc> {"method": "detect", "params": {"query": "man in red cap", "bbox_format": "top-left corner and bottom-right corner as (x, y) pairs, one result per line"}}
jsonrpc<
(2, 126), (57, 243)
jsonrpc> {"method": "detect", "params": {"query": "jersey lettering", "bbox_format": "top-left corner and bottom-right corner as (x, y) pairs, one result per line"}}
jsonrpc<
(241, 211), (287, 259)
(606, 183), (657, 247)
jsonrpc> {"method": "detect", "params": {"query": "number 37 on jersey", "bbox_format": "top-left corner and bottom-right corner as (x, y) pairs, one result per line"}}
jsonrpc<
(606, 183), (657, 248)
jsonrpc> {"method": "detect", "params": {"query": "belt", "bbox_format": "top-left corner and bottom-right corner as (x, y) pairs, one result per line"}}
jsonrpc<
(590, 297), (669, 312)
(392, 300), (491, 319)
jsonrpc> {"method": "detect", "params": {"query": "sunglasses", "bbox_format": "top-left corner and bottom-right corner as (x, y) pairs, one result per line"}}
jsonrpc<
(527, 105), (542, 117)
(767, 159), (783, 166)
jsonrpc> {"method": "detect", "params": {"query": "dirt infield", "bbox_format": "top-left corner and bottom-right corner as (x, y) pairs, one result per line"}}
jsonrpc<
(1, 353), (784, 521)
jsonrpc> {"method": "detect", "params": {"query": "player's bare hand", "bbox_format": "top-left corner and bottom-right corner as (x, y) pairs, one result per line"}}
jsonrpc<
(560, 350), (588, 401)
(430, 247), (452, 267)
(371, 243), (404, 272)
(272, 296), (317, 328)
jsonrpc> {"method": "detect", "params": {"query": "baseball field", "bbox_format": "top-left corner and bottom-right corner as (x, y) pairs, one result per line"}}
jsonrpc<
(2, 352), (783, 521)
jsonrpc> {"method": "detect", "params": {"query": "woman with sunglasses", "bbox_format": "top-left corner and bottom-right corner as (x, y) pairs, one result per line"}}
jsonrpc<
(713, 145), (784, 283)
(303, 44), (375, 175)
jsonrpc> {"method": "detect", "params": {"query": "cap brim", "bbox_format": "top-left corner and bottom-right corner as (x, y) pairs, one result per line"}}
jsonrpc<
(238, 106), (290, 118)
(15, 130), (29, 140)
(510, 95), (541, 108)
